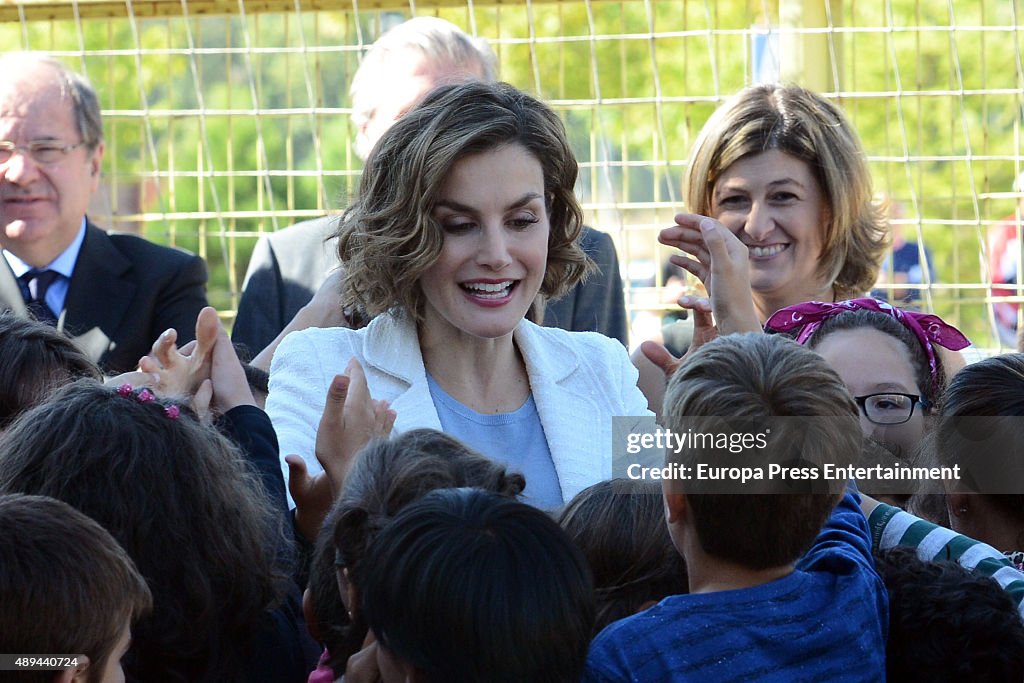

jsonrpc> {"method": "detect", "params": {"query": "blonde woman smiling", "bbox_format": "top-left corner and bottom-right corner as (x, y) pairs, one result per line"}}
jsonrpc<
(637, 83), (890, 415)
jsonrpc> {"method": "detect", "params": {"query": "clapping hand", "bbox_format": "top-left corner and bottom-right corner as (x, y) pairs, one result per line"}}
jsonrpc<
(108, 307), (254, 421)
(643, 216), (761, 381)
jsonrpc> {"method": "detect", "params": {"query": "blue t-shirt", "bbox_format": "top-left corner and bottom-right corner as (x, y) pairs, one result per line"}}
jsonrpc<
(582, 490), (888, 682)
(426, 373), (563, 510)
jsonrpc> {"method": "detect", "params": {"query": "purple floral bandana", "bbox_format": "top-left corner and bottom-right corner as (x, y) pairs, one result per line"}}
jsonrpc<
(763, 298), (971, 386)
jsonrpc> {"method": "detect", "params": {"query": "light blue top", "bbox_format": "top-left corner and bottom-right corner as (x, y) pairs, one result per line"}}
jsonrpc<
(426, 372), (563, 510)
(3, 217), (86, 315)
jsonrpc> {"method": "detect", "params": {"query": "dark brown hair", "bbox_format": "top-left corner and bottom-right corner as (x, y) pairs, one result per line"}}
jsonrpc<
(0, 380), (286, 683)
(558, 479), (688, 633)
(337, 81), (593, 322)
(328, 429), (525, 664)
(0, 314), (100, 429)
(0, 493), (151, 683)
(935, 352), (1024, 537)
(360, 488), (594, 683)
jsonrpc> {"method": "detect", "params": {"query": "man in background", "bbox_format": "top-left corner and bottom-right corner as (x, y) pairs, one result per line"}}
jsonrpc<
(0, 53), (207, 373)
(988, 171), (1024, 347)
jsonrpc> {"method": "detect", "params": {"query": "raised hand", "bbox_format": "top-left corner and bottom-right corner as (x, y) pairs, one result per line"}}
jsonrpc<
(206, 322), (256, 413)
(640, 217), (761, 386)
(286, 360), (396, 541)
(129, 307), (255, 423)
(315, 360), (396, 497)
(136, 306), (220, 399)
(659, 214), (717, 292)
(638, 293), (716, 383)
(661, 215), (760, 335)
(284, 454), (334, 543)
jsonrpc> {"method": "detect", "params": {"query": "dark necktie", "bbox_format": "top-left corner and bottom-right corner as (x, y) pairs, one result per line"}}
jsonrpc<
(20, 269), (60, 325)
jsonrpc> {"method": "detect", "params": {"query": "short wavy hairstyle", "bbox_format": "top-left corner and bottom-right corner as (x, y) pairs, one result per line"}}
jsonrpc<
(336, 81), (592, 323)
(684, 83), (888, 299)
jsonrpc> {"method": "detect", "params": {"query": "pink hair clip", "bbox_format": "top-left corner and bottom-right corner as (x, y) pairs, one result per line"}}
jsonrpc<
(115, 384), (180, 420)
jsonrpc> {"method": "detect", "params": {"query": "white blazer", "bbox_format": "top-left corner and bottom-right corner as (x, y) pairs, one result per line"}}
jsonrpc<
(267, 311), (652, 505)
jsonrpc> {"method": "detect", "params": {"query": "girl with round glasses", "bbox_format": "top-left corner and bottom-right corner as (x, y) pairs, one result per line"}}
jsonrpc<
(764, 299), (969, 504)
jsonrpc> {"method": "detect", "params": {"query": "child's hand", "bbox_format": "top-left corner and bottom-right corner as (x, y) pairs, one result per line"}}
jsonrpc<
(284, 362), (396, 541)
(206, 323), (256, 414)
(639, 294), (715, 382)
(137, 307), (219, 399)
(284, 455), (334, 543)
(659, 213), (722, 293)
(316, 361), (396, 497)
(639, 340), (684, 382)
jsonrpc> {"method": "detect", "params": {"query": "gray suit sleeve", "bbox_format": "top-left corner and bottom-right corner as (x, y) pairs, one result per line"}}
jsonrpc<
(589, 231), (626, 348)
(569, 228), (628, 345)
(233, 236), (286, 356)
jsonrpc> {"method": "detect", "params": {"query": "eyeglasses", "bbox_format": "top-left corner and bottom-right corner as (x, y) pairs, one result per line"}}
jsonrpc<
(0, 140), (87, 165)
(853, 392), (930, 426)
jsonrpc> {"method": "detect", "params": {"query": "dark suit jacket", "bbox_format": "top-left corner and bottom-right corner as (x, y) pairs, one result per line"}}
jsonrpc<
(0, 221), (209, 374)
(232, 216), (628, 353)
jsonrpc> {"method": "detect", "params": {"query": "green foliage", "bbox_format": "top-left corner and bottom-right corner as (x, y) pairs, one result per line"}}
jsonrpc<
(0, 0), (1020, 343)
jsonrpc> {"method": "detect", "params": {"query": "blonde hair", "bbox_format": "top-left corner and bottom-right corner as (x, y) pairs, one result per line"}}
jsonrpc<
(684, 83), (888, 299)
(337, 81), (592, 322)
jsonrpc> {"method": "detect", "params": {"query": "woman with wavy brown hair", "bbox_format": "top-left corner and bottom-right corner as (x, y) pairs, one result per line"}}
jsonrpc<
(268, 81), (650, 510)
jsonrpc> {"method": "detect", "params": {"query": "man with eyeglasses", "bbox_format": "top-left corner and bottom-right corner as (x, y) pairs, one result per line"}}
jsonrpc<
(0, 53), (208, 373)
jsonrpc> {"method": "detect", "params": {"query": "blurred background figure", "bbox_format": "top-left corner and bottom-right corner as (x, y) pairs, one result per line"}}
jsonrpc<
(988, 171), (1024, 347)
(872, 199), (932, 307)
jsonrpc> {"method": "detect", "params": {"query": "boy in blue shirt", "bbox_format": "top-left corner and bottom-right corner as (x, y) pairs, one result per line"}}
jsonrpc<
(584, 333), (888, 682)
